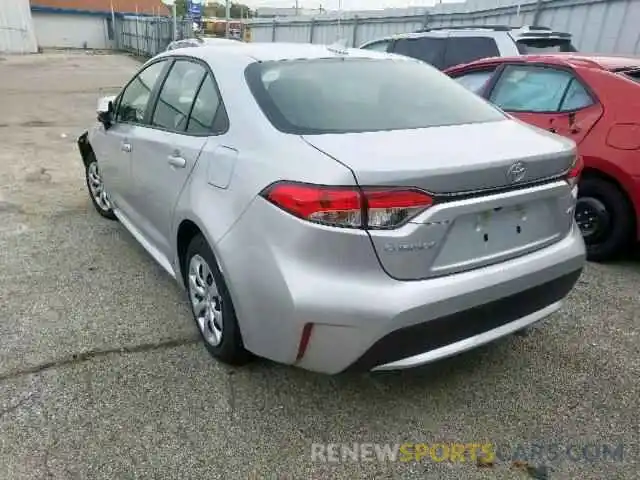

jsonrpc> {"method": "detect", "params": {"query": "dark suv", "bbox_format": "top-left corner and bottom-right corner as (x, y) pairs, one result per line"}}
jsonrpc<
(359, 25), (577, 70)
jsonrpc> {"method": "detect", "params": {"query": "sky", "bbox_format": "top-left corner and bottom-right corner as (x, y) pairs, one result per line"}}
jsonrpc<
(243, 0), (461, 11)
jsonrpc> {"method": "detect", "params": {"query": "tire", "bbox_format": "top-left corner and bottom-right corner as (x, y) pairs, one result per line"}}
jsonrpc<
(576, 177), (634, 262)
(85, 152), (117, 220)
(185, 234), (251, 365)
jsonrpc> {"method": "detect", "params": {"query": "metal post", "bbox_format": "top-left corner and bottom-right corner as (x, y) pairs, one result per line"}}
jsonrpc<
(532, 0), (544, 26)
(422, 11), (430, 30)
(309, 19), (315, 43)
(172, 2), (177, 40)
(225, 0), (231, 38)
(351, 16), (359, 47)
(272, 19), (277, 42)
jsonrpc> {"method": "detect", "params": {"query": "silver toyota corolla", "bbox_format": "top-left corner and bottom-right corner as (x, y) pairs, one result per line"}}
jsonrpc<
(78, 42), (586, 374)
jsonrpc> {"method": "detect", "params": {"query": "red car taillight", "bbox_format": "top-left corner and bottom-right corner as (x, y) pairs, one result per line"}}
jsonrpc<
(566, 155), (584, 188)
(261, 181), (433, 229)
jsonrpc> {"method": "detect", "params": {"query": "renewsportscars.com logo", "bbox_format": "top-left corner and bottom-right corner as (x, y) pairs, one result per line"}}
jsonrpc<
(311, 442), (625, 464)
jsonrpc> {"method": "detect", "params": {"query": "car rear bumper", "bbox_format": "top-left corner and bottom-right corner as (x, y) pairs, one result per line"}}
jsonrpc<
(217, 198), (586, 375)
(347, 269), (579, 372)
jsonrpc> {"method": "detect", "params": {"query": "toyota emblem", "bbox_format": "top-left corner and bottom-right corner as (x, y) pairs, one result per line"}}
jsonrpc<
(507, 162), (527, 183)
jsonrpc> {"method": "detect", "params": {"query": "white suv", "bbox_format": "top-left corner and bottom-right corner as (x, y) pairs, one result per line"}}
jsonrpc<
(359, 25), (577, 70)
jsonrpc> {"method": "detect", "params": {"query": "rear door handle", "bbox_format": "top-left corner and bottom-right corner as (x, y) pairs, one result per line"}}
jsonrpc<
(121, 142), (132, 152)
(168, 154), (187, 169)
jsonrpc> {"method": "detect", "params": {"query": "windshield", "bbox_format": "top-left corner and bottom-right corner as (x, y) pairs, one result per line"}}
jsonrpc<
(516, 38), (577, 53)
(244, 58), (505, 135)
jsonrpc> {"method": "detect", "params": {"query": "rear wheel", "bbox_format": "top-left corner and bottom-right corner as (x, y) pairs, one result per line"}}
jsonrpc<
(575, 177), (634, 262)
(85, 152), (116, 220)
(185, 234), (251, 365)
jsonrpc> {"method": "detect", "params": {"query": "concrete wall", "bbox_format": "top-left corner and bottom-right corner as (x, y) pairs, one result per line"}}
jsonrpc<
(32, 13), (113, 50)
(0, 0), (38, 53)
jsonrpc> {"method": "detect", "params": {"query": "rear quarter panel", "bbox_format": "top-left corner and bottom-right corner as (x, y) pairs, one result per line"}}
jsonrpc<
(574, 68), (640, 238)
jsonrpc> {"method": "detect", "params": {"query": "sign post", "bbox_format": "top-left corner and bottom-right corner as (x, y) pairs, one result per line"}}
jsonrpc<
(187, 0), (203, 32)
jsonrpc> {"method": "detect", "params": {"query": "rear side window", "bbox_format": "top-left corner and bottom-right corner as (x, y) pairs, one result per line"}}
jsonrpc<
(489, 65), (593, 113)
(516, 38), (577, 53)
(453, 69), (496, 94)
(361, 40), (391, 52)
(443, 37), (500, 70)
(392, 37), (446, 69)
(245, 58), (505, 135)
(187, 74), (226, 134)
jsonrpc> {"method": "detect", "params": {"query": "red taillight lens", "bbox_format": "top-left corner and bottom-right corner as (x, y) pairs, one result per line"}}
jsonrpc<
(566, 155), (583, 187)
(364, 188), (434, 229)
(262, 183), (363, 228)
(261, 182), (433, 229)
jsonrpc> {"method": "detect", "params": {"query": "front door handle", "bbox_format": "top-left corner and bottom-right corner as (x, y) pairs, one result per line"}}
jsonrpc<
(121, 142), (132, 153)
(168, 155), (187, 169)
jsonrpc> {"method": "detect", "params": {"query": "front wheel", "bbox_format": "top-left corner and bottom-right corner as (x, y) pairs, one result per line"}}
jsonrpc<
(185, 234), (251, 366)
(85, 153), (117, 220)
(575, 177), (634, 262)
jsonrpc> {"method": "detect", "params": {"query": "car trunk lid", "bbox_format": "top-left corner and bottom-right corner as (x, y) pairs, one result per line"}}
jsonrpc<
(302, 119), (578, 280)
(302, 119), (575, 194)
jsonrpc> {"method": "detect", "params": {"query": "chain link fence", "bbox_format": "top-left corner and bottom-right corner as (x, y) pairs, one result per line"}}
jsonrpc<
(115, 16), (194, 58)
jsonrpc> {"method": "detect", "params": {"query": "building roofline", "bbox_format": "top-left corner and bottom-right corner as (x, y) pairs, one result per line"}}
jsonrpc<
(30, 5), (166, 17)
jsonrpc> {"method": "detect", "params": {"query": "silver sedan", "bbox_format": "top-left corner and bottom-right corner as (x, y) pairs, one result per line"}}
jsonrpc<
(77, 42), (585, 374)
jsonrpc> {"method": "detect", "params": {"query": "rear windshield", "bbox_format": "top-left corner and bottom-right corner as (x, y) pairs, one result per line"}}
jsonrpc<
(516, 38), (577, 54)
(244, 57), (505, 135)
(620, 70), (640, 84)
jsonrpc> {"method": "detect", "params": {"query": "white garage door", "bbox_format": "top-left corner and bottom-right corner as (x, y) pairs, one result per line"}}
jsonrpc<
(32, 13), (113, 49)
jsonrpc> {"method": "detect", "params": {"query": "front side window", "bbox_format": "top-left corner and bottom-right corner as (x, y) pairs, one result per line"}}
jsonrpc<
(245, 58), (505, 135)
(116, 61), (166, 124)
(392, 37), (446, 69)
(453, 69), (496, 94)
(151, 60), (207, 132)
(361, 40), (390, 52)
(443, 37), (500, 70)
(489, 65), (592, 113)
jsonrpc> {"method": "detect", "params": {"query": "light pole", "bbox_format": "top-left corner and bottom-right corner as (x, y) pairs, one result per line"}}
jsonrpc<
(173, 2), (177, 40)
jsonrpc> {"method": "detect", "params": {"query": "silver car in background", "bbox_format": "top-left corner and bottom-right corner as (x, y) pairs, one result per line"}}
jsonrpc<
(166, 37), (242, 51)
(78, 43), (585, 374)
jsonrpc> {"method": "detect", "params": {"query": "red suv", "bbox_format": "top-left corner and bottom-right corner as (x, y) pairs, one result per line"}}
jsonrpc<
(446, 54), (640, 261)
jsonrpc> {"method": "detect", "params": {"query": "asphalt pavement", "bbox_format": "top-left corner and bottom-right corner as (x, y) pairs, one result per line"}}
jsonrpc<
(0, 51), (638, 480)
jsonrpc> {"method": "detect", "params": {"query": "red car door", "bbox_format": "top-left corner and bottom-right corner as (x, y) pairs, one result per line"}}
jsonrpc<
(485, 63), (603, 146)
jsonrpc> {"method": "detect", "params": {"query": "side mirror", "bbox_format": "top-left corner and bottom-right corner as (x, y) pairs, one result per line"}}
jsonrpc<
(97, 96), (116, 129)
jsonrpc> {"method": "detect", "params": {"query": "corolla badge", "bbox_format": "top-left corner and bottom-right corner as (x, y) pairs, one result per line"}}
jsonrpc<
(383, 241), (437, 253)
(507, 161), (527, 183)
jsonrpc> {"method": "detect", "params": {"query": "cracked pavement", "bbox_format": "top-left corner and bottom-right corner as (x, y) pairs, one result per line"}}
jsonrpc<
(1, 51), (639, 479)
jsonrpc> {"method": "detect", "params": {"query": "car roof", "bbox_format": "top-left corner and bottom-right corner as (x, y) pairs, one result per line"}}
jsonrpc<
(359, 25), (571, 46)
(446, 53), (640, 72)
(158, 41), (406, 63)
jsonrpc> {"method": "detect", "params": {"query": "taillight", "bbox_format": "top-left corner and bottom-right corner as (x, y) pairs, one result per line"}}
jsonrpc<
(566, 155), (583, 187)
(260, 181), (433, 229)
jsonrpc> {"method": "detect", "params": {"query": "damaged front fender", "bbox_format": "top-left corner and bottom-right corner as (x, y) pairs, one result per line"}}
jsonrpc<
(77, 131), (92, 167)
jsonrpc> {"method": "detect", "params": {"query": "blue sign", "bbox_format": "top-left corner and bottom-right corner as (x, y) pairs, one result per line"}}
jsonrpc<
(187, 0), (202, 17)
